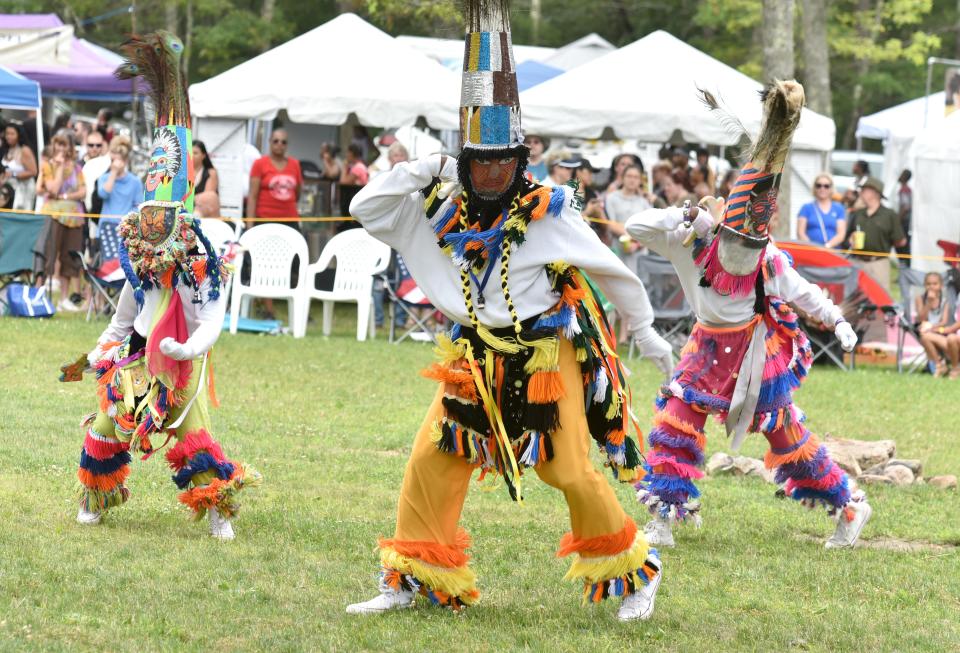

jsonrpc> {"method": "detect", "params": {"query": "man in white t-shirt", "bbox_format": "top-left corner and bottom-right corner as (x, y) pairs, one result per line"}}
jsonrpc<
(81, 130), (111, 213)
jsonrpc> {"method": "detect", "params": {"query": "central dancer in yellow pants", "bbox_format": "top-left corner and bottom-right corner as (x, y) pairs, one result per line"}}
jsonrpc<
(346, 0), (673, 621)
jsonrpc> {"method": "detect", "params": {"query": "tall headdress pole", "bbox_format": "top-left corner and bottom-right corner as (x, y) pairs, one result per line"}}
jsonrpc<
(460, 0), (522, 153)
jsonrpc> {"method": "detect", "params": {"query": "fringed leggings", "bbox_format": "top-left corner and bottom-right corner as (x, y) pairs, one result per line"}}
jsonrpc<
(77, 358), (260, 520)
(379, 339), (659, 610)
(641, 397), (850, 520)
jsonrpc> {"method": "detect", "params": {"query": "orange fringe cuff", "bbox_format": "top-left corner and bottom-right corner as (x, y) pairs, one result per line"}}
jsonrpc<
(764, 432), (821, 468)
(379, 529), (472, 569)
(77, 465), (130, 492)
(557, 518), (638, 559)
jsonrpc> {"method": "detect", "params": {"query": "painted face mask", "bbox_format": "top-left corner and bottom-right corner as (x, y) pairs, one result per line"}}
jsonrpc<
(715, 170), (778, 276)
(469, 157), (519, 200)
(145, 128), (183, 192)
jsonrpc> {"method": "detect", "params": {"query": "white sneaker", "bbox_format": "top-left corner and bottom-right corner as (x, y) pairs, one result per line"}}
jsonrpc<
(617, 557), (663, 621)
(209, 507), (235, 541)
(643, 516), (675, 547)
(346, 585), (416, 615)
(76, 507), (102, 525)
(825, 492), (872, 549)
(58, 298), (81, 312)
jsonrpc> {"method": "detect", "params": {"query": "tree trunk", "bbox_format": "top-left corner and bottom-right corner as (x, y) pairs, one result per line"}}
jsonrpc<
(956, 0), (960, 59)
(840, 0), (880, 149)
(800, 0), (832, 117)
(165, 1), (178, 34)
(261, 0), (277, 52)
(762, 0), (796, 82)
(762, 0), (795, 239)
(184, 0), (194, 82)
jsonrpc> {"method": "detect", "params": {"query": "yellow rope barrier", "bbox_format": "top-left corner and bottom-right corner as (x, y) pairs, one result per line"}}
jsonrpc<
(2, 206), (957, 264)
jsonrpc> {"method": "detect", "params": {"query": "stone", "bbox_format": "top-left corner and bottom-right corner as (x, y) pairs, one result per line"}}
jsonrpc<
(706, 452), (734, 475)
(858, 474), (894, 485)
(928, 475), (958, 490)
(886, 459), (923, 476)
(730, 455), (776, 483)
(883, 464), (915, 486)
(823, 435), (896, 470)
(828, 449), (862, 479)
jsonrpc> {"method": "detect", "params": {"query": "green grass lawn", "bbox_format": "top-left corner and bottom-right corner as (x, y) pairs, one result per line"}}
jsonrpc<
(1, 309), (958, 652)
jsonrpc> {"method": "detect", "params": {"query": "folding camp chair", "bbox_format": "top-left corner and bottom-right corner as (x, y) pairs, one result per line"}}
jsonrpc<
(385, 254), (444, 344)
(73, 217), (126, 320)
(628, 252), (695, 359)
(0, 213), (44, 298)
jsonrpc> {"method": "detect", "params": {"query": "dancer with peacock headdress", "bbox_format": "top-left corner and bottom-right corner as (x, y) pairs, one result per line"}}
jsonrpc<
(68, 31), (261, 540)
(625, 80), (871, 550)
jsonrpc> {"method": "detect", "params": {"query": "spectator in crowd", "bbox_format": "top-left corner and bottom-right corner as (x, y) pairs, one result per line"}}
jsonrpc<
(0, 182), (14, 209)
(718, 168), (738, 200)
(543, 151), (578, 187)
(661, 170), (696, 207)
(670, 147), (691, 189)
(73, 121), (92, 160)
(1, 122), (38, 210)
(524, 134), (549, 181)
(320, 143), (342, 181)
(96, 108), (114, 143)
(246, 128), (304, 320)
(247, 128), (303, 229)
(651, 159), (673, 203)
(852, 159), (869, 190)
(797, 173), (847, 248)
(97, 135), (142, 218)
(605, 164), (654, 286)
(339, 143), (370, 218)
(386, 141), (409, 169)
(692, 182), (711, 201)
(915, 271), (959, 378)
(193, 140), (220, 217)
(695, 146), (716, 190)
(40, 131), (87, 312)
(22, 110), (49, 155)
(51, 112), (73, 137)
(572, 154), (600, 204)
(948, 71), (960, 116)
(350, 125), (378, 164)
(845, 177), (905, 293)
(896, 169), (912, 256)
(81, 130), (110, 217)
(605, 153), (643, 193)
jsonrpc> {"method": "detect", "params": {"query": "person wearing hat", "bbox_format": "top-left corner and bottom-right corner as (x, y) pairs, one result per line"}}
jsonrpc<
(69, 32), (261, 540)
(347, 0), (671, 621)
(543, 150), (580, 188)
(625, 80), (871, 552)
(845, 176), (906, 294)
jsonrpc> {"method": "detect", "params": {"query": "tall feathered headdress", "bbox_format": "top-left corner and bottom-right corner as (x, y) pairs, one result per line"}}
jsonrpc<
(694, 79), (804, 297)
(115, 31), (194, 212)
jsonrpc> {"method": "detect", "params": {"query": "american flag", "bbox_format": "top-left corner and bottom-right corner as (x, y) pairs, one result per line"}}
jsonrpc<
(396, 255), (429, 306)
(96, 218), (126, 282)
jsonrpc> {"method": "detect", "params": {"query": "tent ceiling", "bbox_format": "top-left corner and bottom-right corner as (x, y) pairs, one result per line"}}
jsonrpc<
(519, 30), (835, 151)
(189, 14), (461, 130)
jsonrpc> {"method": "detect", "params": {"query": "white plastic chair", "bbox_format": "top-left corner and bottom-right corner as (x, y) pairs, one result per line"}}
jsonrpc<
(299, 228), (391, 341)
(199, 218), (237, 256)
(230, 224), (309, 338)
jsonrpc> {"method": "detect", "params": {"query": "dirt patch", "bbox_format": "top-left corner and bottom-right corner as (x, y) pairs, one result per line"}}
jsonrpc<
(797, 533), (959, 553)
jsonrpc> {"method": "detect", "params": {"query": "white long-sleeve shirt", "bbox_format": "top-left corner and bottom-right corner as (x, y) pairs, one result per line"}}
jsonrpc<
(97, 280), (226, 358)
(350, 156), (656, 332)
(625, 206), (843, 327)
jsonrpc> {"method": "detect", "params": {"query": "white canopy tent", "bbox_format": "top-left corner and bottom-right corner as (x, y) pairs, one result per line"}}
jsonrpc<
(906, 111), (960, 272)
(397, 34), (555, 72)
(541, 33), (615, 71)
(856, 92), (946, 197)
(189, 13), (460, 130)
(519, 30), (836, 225)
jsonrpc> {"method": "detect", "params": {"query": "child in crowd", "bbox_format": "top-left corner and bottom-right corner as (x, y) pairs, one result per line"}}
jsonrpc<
(915, 271), (959, 378)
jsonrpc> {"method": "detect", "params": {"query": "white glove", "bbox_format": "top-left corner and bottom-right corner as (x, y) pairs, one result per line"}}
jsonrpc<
(159, 337), (196, 361)
(634, 326), (674, 377)
(834, 320), (858, 352)
(86, 347), (101, 368)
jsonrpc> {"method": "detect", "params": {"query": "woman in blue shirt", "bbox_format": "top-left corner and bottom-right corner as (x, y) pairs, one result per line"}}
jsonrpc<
(97, 135), (143, 217)
(797, 173), (846, 248)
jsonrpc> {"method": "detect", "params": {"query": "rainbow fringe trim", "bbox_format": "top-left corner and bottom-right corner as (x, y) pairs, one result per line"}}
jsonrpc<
(379, 530), (480, 611)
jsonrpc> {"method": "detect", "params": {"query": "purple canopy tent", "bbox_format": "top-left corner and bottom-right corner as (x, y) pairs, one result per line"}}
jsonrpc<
(0, 14), (140, 101)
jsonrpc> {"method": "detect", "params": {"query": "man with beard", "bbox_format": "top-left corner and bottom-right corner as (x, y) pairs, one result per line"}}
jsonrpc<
(346, 0), (672, 621)
(625, 81), (871, 550)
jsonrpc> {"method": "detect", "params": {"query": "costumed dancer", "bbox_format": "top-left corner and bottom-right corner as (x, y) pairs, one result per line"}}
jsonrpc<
(346, 0), (673, 621)
(625, 80), (871, 549)
(66, 32), (261, 539)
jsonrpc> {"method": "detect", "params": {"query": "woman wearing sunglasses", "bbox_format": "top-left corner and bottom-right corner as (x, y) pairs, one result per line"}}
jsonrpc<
(797, 173), (847, 248)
